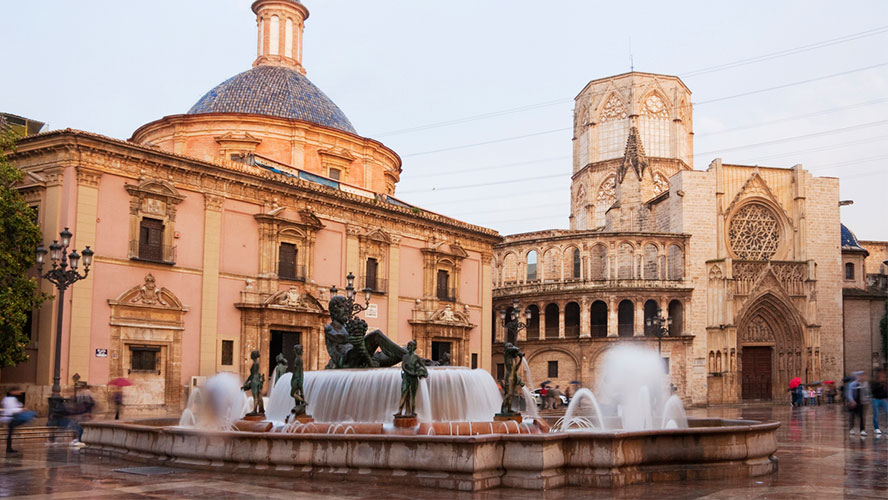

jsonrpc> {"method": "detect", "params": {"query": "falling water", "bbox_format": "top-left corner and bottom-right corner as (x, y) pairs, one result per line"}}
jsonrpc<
(264, 366), (501, 425)
(178, 372), (248, 430)
(553, 345), (687, 432)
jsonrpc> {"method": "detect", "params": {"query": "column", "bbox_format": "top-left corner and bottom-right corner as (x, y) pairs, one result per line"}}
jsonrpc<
(199, 193), (224, 376)
(387, 236), (401, 342)
(607, 298), (618, 337)
(538, 305), (546, 341)
(480, 253), (493, 371)
(633, 300), (643, 337)
(67, 167), (102, 382)
(37, 167), (65, 385)
(558, 304), (565, 339)
(580, 297), (590, 338)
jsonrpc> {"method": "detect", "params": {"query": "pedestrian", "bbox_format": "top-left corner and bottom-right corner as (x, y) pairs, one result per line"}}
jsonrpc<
(539, 384), (548, 409)
(112, 389), (124, 420)
(846, 371), (869, 436)
(552, 385), (563, 409)
(871, 369), (887, 435)
(826, 384), (836, 404)
(2, 387), (36, 453)
(69, 387), (95, 446)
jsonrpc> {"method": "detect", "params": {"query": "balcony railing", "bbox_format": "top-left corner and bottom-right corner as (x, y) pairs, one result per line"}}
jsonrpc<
(359, 276), (388, 294)
(129, 240), (176, 265)
(436, 287), (458, 302)
(277, 264), (306, 282)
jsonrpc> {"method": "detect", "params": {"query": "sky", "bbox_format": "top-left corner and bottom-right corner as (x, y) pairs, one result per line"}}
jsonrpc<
(2, 0), (886, 240)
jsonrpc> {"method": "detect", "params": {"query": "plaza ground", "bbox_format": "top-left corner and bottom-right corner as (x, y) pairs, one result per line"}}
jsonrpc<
(1, 403), (886, 499)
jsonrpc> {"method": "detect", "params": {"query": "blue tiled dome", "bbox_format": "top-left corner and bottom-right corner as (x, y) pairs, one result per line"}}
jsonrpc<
(841, 224), (865, 250)
(188, 65), (356, 134)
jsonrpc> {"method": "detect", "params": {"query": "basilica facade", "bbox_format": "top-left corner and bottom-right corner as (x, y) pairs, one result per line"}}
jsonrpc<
(492, 72), (886, 405)
(3, 0), (498, 414)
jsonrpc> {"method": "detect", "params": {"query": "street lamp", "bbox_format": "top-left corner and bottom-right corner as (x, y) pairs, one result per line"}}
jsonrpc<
(499, 298), (532, 346)
(644, 307), (673, 355)
(330, 271), (372, 320)
(35, 227), (94, 420)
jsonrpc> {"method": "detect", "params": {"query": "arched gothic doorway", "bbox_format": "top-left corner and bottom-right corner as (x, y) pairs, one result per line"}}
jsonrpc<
(737, 293), (806, 401)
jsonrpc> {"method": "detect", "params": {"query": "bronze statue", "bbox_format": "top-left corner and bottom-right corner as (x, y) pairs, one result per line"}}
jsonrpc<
(498, 342), (524, 417)
(242, 349), (265, 416)
(289, 344), (308, 419)
(439, 352), (451, 366)
(273, 353), (288, 386)
(397, 340), (428, 417)
(324, 295), (413, 369)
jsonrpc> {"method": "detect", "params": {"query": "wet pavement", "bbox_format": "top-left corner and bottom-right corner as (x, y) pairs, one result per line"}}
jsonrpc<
(1, 403), (886, 499)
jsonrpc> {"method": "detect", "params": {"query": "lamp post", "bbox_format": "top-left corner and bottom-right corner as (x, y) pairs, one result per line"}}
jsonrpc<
(644, 307), (672, 355)
(35, 227), (94, 419)
(499, 298), (532, 346)
(330, 271), (372, 319)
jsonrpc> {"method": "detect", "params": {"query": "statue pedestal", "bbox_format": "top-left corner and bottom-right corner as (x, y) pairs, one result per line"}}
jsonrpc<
(243, 414), (266, 421)
(393, 415), (419, 428)
(494, 414), (523, 423)
(289, 414), (314, 424)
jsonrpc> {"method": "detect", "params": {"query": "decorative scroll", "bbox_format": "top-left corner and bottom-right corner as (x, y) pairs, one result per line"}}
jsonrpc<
(131, 274), (167, 306)
(729, 204), (780, 260)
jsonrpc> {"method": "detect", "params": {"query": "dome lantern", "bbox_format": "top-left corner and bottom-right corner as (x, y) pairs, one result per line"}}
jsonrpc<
(252, 0), (310, 75)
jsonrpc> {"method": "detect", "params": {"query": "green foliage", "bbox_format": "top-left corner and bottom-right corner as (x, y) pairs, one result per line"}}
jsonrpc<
(0, 130), (46, 367)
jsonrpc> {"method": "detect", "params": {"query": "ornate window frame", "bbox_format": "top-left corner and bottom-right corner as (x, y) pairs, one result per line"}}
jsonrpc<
(125, 177), (185, 265)
(358, 229), (390, 294)
(255, 207), (323, 284)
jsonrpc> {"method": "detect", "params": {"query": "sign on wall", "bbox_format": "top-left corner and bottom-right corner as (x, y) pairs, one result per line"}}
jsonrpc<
(95, 348), (108, 358)
(365, 303), (378, 318)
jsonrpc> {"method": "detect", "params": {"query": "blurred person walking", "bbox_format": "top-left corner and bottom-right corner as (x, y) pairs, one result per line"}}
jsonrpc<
(846, 371), (870, 436)
(2, 387), (36, 453)
(871, 369), (887, 435)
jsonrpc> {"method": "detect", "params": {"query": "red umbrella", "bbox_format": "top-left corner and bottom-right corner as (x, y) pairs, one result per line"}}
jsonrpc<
(789, 377), (802, 389)
(108, 377), (133, 387)
(824, 380), (835, 385)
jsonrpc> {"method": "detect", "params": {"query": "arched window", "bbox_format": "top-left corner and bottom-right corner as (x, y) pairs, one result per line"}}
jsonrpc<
(643, 300), (660, 336)
(845, 262), (855, 280)
(543, 248), (560, 282)
(503, 253), (518, 284)
(668, 300), (683, 335)
(589, 244), (607, 280)
(269, 15), (280, 55)
(565, 302), (580, 338)
(643, 244), (658, 279)
(667, 245), (684, 280)
(526, 305), (540, 340)
(572, 248), (581, 279)
(590, 300), (608, 338)
(527, 250), (538, 281)
(285, 17), (294, 57)
(618, 300), (634, 337)
(545, 303), (559, 338)
(709, 351), (716, 372)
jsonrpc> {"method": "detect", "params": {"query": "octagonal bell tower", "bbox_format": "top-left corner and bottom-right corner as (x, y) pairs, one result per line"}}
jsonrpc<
(570, 72), (694, 230)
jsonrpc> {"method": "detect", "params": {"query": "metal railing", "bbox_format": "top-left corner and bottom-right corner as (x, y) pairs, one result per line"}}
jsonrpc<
(359, 276), (388, 294)
(277, 264), (306, 282)
(436, 287), (458, 302)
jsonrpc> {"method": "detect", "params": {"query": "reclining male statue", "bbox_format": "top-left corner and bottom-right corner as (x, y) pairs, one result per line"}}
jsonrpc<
(324, 295), (410, 369)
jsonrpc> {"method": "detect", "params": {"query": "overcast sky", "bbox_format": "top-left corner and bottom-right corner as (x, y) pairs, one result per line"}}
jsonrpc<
(3, 1), (886, 240)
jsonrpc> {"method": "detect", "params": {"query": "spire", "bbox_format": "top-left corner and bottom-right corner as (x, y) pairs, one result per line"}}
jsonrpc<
(252, 0), (310, 74)
(618, 126), (648, 183)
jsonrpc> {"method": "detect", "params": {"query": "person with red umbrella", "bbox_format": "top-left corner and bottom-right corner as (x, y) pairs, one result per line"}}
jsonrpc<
(108, 378), (132, 420)
(789, 377), (802, 407)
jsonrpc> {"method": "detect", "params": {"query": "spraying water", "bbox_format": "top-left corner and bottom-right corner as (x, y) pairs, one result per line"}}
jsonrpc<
(553, 345), (687, 432)
(177, 372), (248, 430)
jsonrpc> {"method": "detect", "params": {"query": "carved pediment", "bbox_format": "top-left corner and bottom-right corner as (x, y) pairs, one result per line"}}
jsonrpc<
(428, 306), (472, 326)
(361, 228), (390, 244)
(298, 208), (325, 229)
(124, 177), (185, 204)
(725, 171), (787, 219)
(318, 147), (356, 163)
(108, 273), (185, 310)
(214, 131), (261, 147)
(264, 287), (324, 312)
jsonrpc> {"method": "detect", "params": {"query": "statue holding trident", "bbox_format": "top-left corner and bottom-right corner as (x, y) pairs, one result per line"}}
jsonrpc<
(242, 350), (265, 416)
(496, 342), (525, 420)
(396, 340), (428, 420)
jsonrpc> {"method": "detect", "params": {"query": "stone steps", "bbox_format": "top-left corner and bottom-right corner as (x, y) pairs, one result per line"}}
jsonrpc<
(1, 426), (75, 446)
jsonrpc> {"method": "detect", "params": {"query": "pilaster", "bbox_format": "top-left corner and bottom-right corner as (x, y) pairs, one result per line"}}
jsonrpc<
(67, 167), (103, 382)
(345, 224), (361, 281)
(37, 167), (65, 385)
(199, 193), (224, 375)
(480, 252), (493, 371)
(387, 235), (401, 343)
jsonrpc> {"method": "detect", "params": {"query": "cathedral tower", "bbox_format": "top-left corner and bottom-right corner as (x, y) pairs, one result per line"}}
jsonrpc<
(570, 72), (694, 230)
(252, 0), (310, 74)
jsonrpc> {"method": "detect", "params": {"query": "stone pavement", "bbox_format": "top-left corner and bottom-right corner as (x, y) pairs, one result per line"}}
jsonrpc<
(1, 403), (886, 499)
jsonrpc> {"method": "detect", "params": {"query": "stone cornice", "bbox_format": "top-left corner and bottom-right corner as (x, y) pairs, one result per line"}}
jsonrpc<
(12, 129), (500, 246)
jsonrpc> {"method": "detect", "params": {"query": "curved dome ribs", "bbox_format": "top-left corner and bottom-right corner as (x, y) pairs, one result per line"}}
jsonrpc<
(188, 65), (356, 134)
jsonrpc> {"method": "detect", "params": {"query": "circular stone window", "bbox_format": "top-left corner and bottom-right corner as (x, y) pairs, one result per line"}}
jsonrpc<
(728, 203), (780, 260)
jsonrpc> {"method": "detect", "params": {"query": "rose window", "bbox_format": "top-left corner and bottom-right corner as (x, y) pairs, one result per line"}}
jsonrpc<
(729, 204), (780, 260)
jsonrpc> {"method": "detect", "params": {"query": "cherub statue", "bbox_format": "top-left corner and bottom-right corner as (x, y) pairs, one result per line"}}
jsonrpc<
(289, 344), (308, 419)
(273, 353), (288, 386)
(498, 342), (525, 417)
(242, 350), (265, 416)
(397, 340), (428, 418)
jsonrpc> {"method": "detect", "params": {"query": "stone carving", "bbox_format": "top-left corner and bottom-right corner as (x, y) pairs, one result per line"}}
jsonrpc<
(618, 126), (648, 183)
(642, 93), (669, 119)
(709, 265), (724, 280)
(597, 175), (616, 206)
(265, 288), (323, 311)
(729, 204), (780, 260)
(132, 274), (168, 306)
(279, 286), (303, 307)
(396, 340), (428, 418)
(242, 350), (265, 416)
(741, 316), (775, 343)
(429, 304), (471, 325)
(652, 171), (669, 195)
(600, 94), (627, 121)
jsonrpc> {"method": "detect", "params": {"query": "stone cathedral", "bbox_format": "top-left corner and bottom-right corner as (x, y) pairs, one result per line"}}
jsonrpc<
(492, 71), (859, 405)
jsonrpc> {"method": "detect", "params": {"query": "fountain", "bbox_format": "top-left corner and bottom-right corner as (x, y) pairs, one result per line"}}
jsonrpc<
(82, 277), (778, 491)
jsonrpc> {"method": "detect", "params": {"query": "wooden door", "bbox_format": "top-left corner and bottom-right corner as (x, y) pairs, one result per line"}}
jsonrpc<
(741, 347), (772, 400)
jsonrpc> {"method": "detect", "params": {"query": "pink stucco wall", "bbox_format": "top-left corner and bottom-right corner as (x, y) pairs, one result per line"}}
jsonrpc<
(220, 200), (260, 276)
(313, 221), (344, 288)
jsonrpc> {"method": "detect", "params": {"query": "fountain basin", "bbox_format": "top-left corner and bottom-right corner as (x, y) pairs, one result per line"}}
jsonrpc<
(82, 417), (778, 491)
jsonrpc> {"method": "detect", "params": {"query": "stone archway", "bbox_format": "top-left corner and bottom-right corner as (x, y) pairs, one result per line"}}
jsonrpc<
(736, 292), (806, 401)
